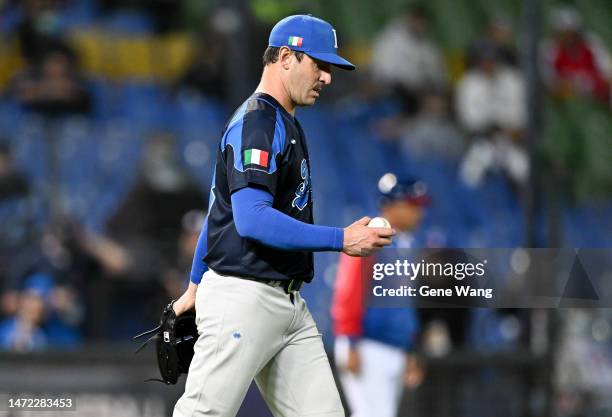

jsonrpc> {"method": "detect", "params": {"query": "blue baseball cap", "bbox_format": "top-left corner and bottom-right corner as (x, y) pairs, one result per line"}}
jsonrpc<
(377, 173), (431, 207)
(268, 14), (355, 71)
(22, 273), (55, 299)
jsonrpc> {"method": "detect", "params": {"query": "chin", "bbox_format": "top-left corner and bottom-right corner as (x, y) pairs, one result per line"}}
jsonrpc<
(298, 99), (316, 107)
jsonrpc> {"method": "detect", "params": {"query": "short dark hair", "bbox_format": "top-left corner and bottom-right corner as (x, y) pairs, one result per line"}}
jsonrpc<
(262, 46), (304, 66)
(403, 3), (431, 20)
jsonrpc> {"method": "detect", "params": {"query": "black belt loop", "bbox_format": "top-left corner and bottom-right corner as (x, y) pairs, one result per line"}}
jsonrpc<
(282, 278), (303, 294)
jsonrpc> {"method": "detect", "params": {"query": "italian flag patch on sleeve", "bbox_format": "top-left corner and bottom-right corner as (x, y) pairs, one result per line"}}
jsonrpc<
(244, 148), (269, 169)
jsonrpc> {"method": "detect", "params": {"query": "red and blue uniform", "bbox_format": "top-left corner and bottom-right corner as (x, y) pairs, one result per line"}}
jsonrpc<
(331, 244), (420, 351)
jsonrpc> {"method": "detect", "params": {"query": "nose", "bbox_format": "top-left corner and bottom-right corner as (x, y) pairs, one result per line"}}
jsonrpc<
(319, 69), (332, 85)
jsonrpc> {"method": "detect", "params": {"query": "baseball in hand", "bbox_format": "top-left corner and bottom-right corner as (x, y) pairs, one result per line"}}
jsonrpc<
(367, 217), (391, 228)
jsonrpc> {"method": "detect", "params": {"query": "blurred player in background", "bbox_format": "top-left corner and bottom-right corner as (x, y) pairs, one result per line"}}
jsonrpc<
(332, 173), (429, 417)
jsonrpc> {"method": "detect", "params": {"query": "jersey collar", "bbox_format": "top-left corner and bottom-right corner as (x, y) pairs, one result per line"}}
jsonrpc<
(252, 92), (295, 121)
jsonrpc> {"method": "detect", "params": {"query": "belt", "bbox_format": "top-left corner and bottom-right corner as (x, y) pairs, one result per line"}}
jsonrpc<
(238, 276), (303, 294)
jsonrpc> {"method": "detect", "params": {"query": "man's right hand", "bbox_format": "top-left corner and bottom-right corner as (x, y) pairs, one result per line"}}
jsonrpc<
(347, 347), (361, 375)
(342, 216), (395, 257)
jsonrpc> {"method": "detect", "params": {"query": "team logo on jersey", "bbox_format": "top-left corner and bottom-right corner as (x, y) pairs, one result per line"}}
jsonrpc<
(292, 159), (310, 211)
(243, 148), (269, 169)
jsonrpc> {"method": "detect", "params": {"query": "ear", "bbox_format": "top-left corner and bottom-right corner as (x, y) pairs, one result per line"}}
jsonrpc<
(279, 46), (293, 70)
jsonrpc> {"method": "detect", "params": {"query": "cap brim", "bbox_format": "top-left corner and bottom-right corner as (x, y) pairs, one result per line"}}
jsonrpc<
(306, 51), (355, 70)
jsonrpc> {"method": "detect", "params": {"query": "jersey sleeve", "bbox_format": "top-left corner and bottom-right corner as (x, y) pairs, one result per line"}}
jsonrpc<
(223, 105), (286, 196)
(189, 216), (209, 284)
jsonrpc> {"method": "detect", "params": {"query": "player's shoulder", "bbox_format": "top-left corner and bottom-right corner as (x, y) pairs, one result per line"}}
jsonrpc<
(221, 94), (288, 150)
(245, 94), (279, 115)
(226, 94), (286, 131)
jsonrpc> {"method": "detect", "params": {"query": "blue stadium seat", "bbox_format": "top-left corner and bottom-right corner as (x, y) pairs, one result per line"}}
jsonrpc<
(172, 95), (227, 192)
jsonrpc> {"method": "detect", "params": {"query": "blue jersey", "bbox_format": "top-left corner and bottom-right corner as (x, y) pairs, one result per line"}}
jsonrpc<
(204, 93), (315, 281)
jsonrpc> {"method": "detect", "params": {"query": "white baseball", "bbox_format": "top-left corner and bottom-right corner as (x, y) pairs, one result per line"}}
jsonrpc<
(367, 217), (391, 228)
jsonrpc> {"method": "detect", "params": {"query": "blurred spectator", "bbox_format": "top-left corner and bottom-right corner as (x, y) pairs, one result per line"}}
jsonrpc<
(176, 29), (227, 101)
(456, 41), (525, 135)
(467, 14), (518, 69)
(456, 41), (528, 188)
(556, 310), (612, 415)
(543, 6), (612, 105)
(399, 88), (466, 160)
(369, 4), (447, 115)
(17, 0), (67, 62)
(30, 219), (128, 286)
(0, 143), (29, 201)
(44, 283), (83, 347)
(0, 274), (49, 351)
(0, 287), (19, 319)
(104, 131), (207, 281)
(10, 43), (92, 116)
(0, 143), (32, 255)
(0, 272), (83, 351)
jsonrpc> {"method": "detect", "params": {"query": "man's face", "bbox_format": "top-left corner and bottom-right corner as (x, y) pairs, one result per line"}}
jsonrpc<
(286, 53), (332, 107)
(383, 200), (424, 232)
(407, 14), (427, 36)
(479, 57), (498, 76)
(18, 291), (45, 326)
(42, 53), (71, 79)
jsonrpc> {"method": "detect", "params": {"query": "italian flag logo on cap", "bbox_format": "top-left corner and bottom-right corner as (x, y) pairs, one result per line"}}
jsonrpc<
(244, 148), (269, 169)
(288, 36), (303, 47)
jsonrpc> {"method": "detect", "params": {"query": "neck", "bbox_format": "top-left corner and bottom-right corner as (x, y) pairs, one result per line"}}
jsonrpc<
(255, 67), (296, 115)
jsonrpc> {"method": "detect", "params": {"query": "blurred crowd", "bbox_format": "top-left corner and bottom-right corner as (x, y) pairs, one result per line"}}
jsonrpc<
(366, 5), (610, 189)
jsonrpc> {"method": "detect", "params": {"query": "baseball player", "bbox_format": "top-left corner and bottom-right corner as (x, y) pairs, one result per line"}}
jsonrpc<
(170, 15), (396, 417)
(331, 173), (429, 417)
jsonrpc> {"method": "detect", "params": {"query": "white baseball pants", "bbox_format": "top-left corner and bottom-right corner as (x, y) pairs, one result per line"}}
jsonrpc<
(173, 269), (344, 417)
(334, 337), (406, 417)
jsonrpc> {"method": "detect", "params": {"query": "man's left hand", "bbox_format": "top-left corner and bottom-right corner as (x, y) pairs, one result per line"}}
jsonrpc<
(172, 282), (198, 316)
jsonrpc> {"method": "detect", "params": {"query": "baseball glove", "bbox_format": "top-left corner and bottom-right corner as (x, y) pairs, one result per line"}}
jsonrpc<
(133, 301), (198, 385)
